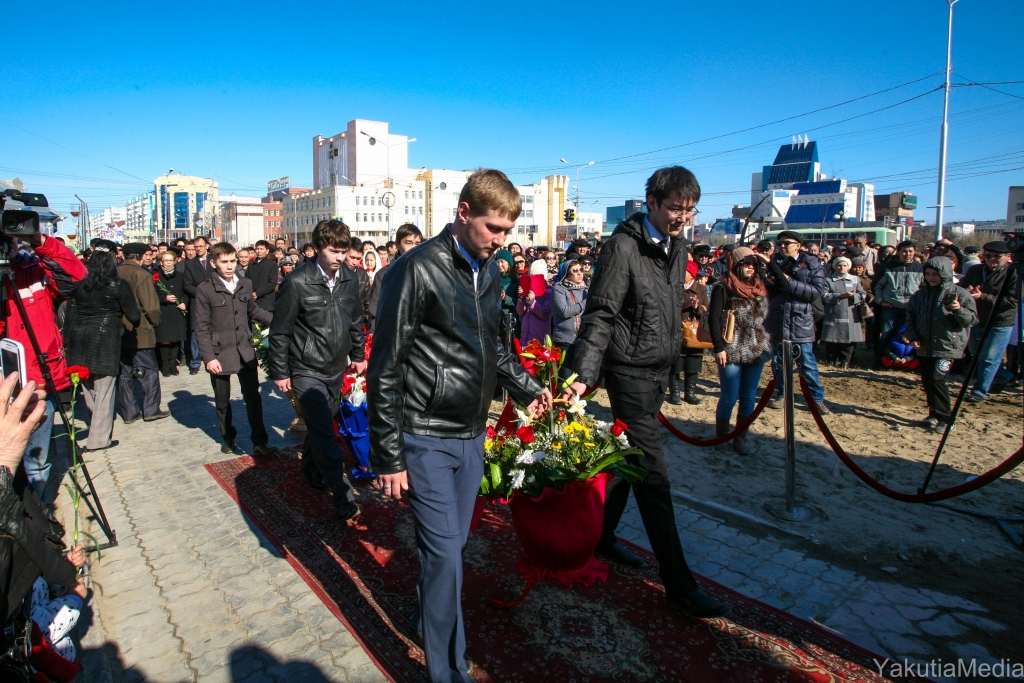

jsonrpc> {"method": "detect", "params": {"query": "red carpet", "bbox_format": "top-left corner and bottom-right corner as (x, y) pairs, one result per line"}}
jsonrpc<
(206, 453), (914, 683)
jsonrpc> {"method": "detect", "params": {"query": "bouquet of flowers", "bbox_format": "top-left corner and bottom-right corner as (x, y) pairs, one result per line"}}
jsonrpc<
(479, 337), (645, 499)
(152, 272), (186, 317)
(339, 373), (366, 407)
(249, 322), (270, 372)
(334, 334), (374, 481)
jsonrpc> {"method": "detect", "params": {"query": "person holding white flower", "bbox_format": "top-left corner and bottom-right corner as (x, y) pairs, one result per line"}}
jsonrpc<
(193, 242), (274, 456)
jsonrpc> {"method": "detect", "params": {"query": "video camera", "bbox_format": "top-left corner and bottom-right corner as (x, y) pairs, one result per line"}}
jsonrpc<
(0, 190), (47, 266)
(1005, 232), (1024, 265)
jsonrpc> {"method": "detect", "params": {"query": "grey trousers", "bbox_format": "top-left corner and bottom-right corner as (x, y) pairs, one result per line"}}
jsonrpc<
(292, 373), (355, 510)
(403, 432), (483, 683)
(118, 348), (162, 421)
(82, 375), (118, 449)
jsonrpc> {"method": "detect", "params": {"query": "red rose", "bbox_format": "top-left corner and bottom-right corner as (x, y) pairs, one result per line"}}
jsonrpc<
(65, 365), (90, 381)
(516, 425), (535, 445)
(486, 426), (497, 440)
(152, 272), (160, 283)
(610, 419), (628, 437)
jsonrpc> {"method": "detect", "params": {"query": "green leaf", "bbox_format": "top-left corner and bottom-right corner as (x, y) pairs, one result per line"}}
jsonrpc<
(80, 531), (102, 560)
(490, 462), (502, 490)
(479, 474), (491, 496)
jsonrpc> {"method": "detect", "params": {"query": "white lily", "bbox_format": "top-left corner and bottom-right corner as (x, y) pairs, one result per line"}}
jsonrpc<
(261, 328), (270, 338)
(515, 407), (532, 426)
(566, 399), (588, 416)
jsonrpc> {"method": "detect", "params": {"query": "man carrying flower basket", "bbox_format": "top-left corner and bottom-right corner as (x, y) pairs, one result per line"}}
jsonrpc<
(563, 166), (730, 619)
(368, 169), (550, 683)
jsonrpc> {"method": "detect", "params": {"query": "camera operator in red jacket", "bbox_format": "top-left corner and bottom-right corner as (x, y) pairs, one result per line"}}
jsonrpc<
(1, 233), (87, 501)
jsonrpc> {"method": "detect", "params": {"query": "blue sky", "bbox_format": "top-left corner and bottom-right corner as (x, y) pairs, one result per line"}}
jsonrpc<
(3, 0), (1022, 226)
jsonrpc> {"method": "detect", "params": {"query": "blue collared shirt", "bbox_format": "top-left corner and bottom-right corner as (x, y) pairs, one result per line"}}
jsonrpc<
(453, 236), (481, 290)
(644, 216), (670, 254)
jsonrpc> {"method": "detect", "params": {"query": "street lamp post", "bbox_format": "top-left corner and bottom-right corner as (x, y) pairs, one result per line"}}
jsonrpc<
(560, 158), (594, 241)
(360, 131), (417, 239)
(935, 0), (959, 241)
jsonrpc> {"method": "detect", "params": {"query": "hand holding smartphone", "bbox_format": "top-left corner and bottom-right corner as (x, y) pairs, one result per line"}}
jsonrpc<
(0, 339), (27, 400)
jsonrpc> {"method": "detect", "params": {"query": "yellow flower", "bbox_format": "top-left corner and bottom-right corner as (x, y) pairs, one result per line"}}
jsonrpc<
(484, 440), (493, 451)
(584, 442), (596, 448)
(575, 458), (581, 463)
(552, 442), (562, 450)
(569, 437), (580, 443)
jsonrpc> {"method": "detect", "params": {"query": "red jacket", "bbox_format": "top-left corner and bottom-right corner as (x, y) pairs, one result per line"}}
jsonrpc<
(2, 237), (87, 393)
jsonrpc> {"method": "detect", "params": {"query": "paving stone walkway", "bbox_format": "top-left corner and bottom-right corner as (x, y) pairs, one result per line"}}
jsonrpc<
(73, 370), (1011, 682)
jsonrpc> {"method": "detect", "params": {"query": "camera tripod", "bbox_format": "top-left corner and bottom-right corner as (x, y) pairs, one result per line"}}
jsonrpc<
(0, 259), (116, 551)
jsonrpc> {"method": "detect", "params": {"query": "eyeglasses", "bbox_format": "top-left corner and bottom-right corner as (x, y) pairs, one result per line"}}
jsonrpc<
(568, 268), (583, 274)
(740, 260), (758, 267)
(662, 204), (700, 218)
(545, 256), (557, 261)
(514, 260), (526, 265)
(778, 240), (799, 248)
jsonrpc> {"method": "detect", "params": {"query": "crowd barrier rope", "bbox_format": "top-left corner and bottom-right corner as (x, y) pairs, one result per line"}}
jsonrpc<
(657, 380), (776, 447)
(799, 376), (1024, 504)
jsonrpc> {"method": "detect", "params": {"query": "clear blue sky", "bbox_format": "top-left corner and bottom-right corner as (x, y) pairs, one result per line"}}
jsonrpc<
(3, 0), (1022, 226)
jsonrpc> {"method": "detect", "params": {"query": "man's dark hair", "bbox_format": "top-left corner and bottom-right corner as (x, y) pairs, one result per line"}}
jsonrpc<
(157, 241), (169, 248)
(386, 240), (396, 249)
(897, 240), (915, 251)
(311, 219), (351, 252)
(300, 242), (313, 252)
(255, 239), (271, 250)
(362, 240), (376, 250)
(757, 239), (774, 252)
(645, 166), (701, 206)
(192, 235), (208, 246)
(174, 238), (186, 246)
(209, 242), (236, 260)
(395, 224), (423, 244)
(349, 238), (363, 253)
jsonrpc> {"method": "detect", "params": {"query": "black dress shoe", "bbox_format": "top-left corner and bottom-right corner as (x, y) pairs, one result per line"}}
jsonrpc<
(337, 503), (361, 522)
(189, 367), (200, 375)
(143, 410), (171, 422)
(83, 440), (119, 453)
(122, 415), (141, 425)
(252, 444), (275, 457)
(303, 465), (329, 491)
(221, 441), (238, 454)
(668, 588), (732, 618)
(595, 541), (645, 569)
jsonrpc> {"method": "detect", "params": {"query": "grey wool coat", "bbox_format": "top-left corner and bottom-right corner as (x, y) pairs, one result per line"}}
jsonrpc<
(821, 274), (866, 344)
(192, 275), (273, 375)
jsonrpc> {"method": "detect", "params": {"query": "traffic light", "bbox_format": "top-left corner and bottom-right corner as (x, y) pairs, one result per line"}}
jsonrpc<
(564, 209), (575, 223)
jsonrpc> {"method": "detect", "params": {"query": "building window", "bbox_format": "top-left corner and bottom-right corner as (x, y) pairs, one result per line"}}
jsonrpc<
(418, 207), (422, 215)
(379, 213), (383, 222)
(419, 191), (423, 199)
(405, 191), (409, 199)
(1017, 215), (1024, 223)
(1017, 203), (1024, 211)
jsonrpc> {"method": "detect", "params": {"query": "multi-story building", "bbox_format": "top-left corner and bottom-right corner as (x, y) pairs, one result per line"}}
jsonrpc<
(89, 207), (128, 243)
(262, 201), (284, 242)
(874, 192), (917, 224)
(606, 205), (626, 226)
(624, 199), (646, 217)
(783, 179), (874, 224)
(154, 173), (219, 242)
(218, 196), (264, 247)
(1008, 187), (1024, 227)
(125, 193), (156, 241)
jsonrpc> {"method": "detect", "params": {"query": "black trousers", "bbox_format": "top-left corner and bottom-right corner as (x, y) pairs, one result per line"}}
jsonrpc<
(826, 342), (855, 365)
(293, 372), (356, 510)
(918, 356), (953, 420)
(118, 348), (161, 421)
(601, 379), (699, 599)
(210, 361), (268, 447)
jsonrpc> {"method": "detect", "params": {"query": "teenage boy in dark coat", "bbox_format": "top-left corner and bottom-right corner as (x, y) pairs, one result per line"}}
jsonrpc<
(193, 242), (274, 455)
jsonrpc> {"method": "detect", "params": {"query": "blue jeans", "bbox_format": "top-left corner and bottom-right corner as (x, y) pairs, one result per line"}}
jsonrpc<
(189, 331), (201, 370)
(969, 326), (1014, 398)
(23, 396), (56, 499)
(716, 362), (765, 421)
(772, 341), (824, 403)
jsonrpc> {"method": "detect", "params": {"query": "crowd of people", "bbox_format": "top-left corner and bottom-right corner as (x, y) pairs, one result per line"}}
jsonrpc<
(0, 163), (1020, 682)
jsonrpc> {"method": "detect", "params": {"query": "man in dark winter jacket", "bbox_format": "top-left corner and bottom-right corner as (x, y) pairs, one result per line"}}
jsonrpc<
(765, 231), (829, 412)
(874, 241), (923, 363)
(564, 166), (730, 619)
(367, 223), (423, 334)
(960, 241), (1018, 402)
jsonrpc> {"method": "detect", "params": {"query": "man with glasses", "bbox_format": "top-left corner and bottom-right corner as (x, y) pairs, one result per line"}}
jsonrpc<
(562, 166), (730, 619)
(959, 241), (1018, 401)
(765, 231), (829, 413)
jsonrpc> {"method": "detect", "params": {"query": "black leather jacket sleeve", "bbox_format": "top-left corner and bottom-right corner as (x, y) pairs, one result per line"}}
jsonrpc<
(267, 272), (300, 380)
(572, 237), (631, 386)
(367, 257), (425, 474)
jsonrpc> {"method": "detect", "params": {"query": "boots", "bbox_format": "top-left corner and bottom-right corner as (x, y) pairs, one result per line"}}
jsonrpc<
(733, 415), (750, 455)
(683, 374), (701, 405)
(285, 389), (308, 437)
(666, 375), (683, 405)
(715, 419), (731, 451)
(158, 345), (173, 377)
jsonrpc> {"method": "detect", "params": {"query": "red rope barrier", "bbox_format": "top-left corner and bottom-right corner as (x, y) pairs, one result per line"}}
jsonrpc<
(658, 380), (777, 447)
(799, 376), (1024, 503)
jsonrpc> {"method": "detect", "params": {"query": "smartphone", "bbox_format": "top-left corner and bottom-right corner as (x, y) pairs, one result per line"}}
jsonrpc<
(0, 339), (28, 398)
(943, 292), (958, 307)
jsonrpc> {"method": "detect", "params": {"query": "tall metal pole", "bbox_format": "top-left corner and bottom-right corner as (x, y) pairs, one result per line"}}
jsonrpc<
(935, 0), (958, 241)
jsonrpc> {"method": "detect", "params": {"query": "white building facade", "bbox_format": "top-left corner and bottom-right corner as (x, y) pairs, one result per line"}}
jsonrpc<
(125, 193), (155, 241)
(219, 195), (265, 246)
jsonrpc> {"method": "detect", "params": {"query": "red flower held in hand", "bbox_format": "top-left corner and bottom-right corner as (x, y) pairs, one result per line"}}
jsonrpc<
(65, 365), (90, 381)
(516, 425), (535, 445)
(152, 272), (160, 283)
(610, 419), (628, 437)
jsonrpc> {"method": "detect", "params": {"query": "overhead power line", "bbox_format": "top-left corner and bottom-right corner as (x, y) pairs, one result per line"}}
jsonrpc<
(953, 73), (1024, 101)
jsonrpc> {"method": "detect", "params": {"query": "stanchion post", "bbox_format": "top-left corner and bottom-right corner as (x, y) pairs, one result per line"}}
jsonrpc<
(767, 341), (812, 522)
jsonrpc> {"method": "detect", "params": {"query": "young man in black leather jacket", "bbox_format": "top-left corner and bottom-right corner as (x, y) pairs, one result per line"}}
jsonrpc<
(368, 170), (549, 683)
(563, 166), (730, 619)
(268, 220), (366, 521)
